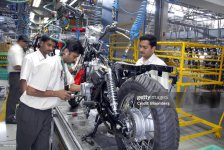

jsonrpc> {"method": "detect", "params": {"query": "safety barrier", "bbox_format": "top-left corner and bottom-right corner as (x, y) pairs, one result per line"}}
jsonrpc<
(156, 41), (224, 92)
(109, 34), (139, 63)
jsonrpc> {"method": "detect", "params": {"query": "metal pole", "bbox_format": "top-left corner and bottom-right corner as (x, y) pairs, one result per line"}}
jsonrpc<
(154, 0), (162, 40)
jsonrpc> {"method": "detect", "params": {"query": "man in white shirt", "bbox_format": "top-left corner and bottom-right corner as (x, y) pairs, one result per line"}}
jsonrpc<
(20, 35), (56, 93)
(16, 40), (81, 150)
(6, 35), (28, 124)
(136, 34), (169, 90)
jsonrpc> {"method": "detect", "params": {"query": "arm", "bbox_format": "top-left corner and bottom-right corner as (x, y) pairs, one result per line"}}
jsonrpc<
(69, 84), (81, 92)
(26, 59), (72, 100)
(27, 85), (71, 100)
(20, 57), (32, 92)
(65, 63), (81, 92)
(20, 79), (27, 92)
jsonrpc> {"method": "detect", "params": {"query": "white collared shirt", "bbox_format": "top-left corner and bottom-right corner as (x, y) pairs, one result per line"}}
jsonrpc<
(7, 43), (24, 73)
(20, 50), (46, 82)
(20, 55), (74, 110)
(136, 53), (169, 90)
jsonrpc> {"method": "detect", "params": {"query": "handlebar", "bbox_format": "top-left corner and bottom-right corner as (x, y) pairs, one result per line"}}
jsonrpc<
(116, 62), (174, 76)
(116, 27), (130, 35)
(99, 23), (130, 40)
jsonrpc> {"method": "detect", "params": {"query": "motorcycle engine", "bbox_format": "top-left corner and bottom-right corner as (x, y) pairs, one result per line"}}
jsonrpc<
(80, 59), (106, 100)
(87, 58), (106, 85)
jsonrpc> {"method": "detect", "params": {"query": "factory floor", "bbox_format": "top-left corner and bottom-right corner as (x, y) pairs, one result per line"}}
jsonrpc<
(0, 80), (223, 150)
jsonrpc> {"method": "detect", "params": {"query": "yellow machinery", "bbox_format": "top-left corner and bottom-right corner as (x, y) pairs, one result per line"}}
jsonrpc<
(109, 36), (224, 141)
(109, 34), (139, 63)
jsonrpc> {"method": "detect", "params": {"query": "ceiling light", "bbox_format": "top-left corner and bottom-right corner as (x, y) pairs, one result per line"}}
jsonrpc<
(33, 0), (41, 7)
(6, 0), (28, 3)
(60, 0), (68, 2)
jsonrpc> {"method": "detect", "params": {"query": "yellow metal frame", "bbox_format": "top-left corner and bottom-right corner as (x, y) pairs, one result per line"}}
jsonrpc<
(177, 108), (223, 141)
(109, 34), (139, 63)
(157, 41), (224, 92)
(157, 41), (224, 141)
(109, 39), (224, 91)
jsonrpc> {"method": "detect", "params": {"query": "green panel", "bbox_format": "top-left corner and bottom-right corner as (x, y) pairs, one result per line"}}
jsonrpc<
(0, 52), (8, 55)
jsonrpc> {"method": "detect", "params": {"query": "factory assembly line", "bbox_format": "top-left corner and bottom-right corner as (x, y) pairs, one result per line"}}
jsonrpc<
(0, 0), (223, 150)
(42, 0), (180, 150)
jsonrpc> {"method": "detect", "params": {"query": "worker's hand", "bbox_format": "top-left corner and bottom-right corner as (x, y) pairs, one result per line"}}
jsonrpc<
(70, 84), (81, 92)
(56, 90), (71, 101)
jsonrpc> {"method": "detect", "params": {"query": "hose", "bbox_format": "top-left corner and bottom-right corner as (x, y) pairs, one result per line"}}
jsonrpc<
(76, 17), (80, 40)
(130, 0), (147, 41)
(112, 0), (119, 22)
(121, 0), (147, 61)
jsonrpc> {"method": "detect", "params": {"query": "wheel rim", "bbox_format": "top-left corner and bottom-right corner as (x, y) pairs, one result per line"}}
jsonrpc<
(120, 93), (155, 150)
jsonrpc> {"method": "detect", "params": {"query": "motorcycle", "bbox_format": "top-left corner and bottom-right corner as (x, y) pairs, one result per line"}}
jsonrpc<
(72, 23), (180, 150)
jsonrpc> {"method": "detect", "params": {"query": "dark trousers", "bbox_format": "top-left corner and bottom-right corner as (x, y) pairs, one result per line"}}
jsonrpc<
(16, 103), (52, 150)
(6, 72), (22, 120)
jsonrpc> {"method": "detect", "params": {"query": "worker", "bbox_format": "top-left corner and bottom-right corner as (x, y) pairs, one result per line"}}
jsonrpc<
(20, 35), (56, 93)
(6, 35), (29, 124)
(65, 40), (84, 73)
(16, 40), (82, 150)
(136, 34), (169, 90)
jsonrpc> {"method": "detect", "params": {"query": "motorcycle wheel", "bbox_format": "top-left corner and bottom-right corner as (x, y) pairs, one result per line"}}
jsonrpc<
(115, 74), (179, 150)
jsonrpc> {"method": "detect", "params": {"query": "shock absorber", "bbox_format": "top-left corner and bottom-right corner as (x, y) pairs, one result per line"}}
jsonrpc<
(106, 68), (118, 115)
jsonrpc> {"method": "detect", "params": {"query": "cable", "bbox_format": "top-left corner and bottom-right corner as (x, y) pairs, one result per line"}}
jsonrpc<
(122, 0), (147, 61)
(119, 5), (138, 15)
(112, 0), (119, 22)
(75, 17), (80, 40)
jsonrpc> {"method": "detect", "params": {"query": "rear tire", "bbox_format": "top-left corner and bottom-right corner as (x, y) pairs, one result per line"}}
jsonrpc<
(116, 74), (179, 150)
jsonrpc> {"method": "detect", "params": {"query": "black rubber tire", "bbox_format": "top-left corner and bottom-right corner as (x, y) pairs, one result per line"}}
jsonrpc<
(115, 74), (180, 150)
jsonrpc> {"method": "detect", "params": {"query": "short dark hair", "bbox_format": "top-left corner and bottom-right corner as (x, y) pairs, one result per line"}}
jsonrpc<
(18, 35), (29, 42)
(66, 40), (84, 55)
(40, 35), (56, 43)
(140, 34), (157, 47)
